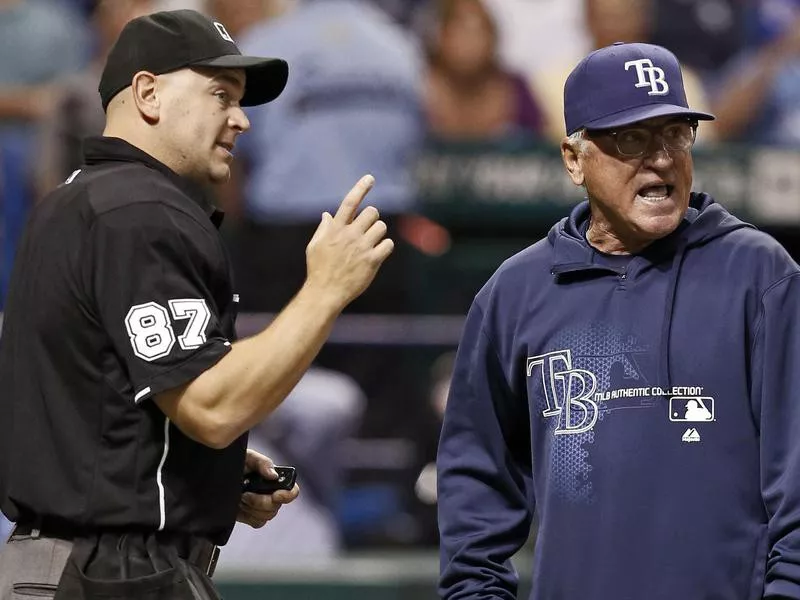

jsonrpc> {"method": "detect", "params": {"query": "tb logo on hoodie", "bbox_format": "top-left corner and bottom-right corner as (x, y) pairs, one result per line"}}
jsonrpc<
(527, 350), (599, 435)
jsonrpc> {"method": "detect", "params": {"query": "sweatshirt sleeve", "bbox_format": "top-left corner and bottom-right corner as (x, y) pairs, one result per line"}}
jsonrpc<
(754, 273), (800, 599)
(437, 299), (534, 600)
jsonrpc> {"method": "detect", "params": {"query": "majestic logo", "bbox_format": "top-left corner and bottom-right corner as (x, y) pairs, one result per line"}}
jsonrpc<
(214, 22), (234, 43)
(527, 350), (598, 436)
(682, 428), (701, 443)
(624, 58), (669, 96)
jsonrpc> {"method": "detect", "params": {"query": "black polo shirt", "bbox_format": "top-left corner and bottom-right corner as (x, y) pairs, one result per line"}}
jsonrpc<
(0, 137), (245, 545)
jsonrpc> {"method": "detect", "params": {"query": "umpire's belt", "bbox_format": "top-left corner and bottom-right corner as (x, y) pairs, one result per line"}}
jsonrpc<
(12, 521), (221, 577)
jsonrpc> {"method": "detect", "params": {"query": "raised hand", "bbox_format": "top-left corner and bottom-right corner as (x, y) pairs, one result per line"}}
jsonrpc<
(304, 175), (394, 312)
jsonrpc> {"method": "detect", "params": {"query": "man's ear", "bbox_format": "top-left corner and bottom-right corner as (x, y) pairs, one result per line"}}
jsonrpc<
(561, 137), (585, 187)
(130, 71), (160, 122)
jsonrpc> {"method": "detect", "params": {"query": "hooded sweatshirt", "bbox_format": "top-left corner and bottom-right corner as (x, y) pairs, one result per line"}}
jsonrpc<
(437, 193), (800, 600)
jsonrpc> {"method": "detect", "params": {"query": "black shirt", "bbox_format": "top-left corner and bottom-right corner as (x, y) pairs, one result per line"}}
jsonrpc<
(0, 137), (245, 545)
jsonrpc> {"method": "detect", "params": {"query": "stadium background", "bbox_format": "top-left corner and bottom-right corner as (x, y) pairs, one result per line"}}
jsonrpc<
(1, 0), (799, 597)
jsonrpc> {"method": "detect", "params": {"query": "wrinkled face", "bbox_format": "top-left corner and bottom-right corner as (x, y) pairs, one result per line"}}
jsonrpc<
(563, 116), (696, 251)
(437, 0), (496, 77)
(157, 67), (249, 184)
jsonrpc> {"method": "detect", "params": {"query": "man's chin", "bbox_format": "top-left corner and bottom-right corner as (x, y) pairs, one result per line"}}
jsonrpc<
(208, 167), (231, 185)
(638, 214), (684, 240)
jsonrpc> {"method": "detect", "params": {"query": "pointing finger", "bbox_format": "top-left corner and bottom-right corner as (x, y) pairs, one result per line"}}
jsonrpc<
(334, 175), (375, 225)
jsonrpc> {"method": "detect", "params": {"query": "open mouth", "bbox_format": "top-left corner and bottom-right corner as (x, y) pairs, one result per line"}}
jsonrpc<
(637, 184), (674, 201)
(216, 142), (234, 153)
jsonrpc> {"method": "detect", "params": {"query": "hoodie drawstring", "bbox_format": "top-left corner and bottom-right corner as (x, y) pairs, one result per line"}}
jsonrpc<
(658, 240), (688, 392)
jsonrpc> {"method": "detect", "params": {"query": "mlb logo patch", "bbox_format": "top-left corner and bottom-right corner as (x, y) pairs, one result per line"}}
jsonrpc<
(669, 396), (714, 422)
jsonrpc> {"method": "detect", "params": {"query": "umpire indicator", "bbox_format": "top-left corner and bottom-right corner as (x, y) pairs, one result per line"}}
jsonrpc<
(243, 466), (298, 494)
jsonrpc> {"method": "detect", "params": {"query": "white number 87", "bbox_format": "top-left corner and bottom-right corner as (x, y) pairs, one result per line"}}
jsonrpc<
(124, 299), (211, 361)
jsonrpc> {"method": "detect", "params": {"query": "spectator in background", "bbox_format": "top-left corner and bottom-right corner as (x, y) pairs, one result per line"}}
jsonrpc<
(206, 0), (427, 554)
(35, 0), (156, 198)
(535, 0), (716, 144)
(711, 0), (800, 147)
(205, 0), (293, 40)
(0, 0), (88, 122)
(212, 0), (424, 316)
(154, 0), (204, 10)
(218, 367), (366, 568)
(206, 0), (422, 558)
(651, 0), (745, 78)
(0, 0), (89, 305)
(255, 367), (366, 518)
(370, 0), (430, 30)
(411, 350), (455, 546)
(480, 0), (591, 85)
(423, 0), (545, 141)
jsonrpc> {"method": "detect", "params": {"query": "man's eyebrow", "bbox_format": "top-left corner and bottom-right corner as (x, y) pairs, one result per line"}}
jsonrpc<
(210, 73), (245, 89)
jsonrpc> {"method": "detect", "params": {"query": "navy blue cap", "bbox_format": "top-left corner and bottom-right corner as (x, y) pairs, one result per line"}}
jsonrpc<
(564, 42), (715, 135)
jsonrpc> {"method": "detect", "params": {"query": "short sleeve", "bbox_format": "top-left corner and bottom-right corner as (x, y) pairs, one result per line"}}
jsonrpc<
(86, 202), (233, 404)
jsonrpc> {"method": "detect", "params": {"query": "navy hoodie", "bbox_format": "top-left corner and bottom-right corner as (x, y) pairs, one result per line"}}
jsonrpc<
(437, 193), (800, 600)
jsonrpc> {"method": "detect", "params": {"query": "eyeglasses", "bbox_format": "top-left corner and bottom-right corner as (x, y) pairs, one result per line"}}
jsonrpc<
(588, 119), (699, 158)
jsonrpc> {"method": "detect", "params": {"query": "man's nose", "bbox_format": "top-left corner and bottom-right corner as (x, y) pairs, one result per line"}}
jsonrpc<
(642, 134), (674, 166)
(229, 106), (250, 133)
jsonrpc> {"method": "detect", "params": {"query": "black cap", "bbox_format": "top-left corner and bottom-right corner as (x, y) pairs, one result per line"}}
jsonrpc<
(99, 9), (289, 111)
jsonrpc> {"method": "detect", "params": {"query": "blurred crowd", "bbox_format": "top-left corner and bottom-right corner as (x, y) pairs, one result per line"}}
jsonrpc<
(1, 0), (799, 567)
(3, 0), (800, 302)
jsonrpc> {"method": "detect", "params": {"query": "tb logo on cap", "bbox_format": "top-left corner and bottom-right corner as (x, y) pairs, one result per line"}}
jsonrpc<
(624, 59), (669, 96)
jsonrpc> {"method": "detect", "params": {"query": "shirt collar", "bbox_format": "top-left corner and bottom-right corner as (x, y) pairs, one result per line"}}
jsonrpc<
(82, 136), (225, 228)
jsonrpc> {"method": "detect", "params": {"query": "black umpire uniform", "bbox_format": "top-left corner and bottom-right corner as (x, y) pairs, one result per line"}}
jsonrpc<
(0, 10), (288, 600)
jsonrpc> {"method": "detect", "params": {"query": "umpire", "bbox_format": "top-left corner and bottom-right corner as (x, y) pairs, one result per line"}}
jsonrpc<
(0, 9), (393, 600)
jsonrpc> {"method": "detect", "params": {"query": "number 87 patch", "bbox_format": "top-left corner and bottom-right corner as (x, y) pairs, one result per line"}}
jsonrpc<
(124, 299), (212, 361)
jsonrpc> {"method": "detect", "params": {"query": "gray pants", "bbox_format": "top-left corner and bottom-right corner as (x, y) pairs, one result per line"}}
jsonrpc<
(0, 529), (72, 600)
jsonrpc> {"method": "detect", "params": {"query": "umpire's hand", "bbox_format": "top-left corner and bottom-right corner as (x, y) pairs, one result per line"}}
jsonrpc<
(304, 174), (395, 312)
(237, 449), (300, 529)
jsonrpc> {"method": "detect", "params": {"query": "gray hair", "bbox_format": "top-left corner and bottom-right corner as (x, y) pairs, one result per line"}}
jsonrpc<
(567, 128), (588, 154)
